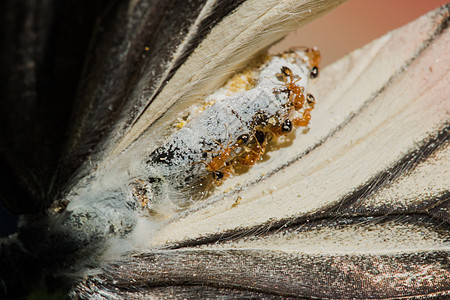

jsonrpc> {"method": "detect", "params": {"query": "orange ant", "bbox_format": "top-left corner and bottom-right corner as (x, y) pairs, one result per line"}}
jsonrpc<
(195, 134), (251, 196)
(208, 162), (235, 183)
(285, 46), (321, 78)
(198, 161), (235, 199)
(276, 66), (306, 112)
(250, 112), (292, 141)
(199, 139), (237, 182)
(194, 129), (248, 184)
(275, 66), (317, 129)
(292, 93), (315, 127)
(234, 130), (268, 166)
(304, 47), (321, 78)
(266, 118), (294, 138)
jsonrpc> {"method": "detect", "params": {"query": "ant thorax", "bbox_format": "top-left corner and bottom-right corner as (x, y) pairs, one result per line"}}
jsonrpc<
(142, 49), (318, 207)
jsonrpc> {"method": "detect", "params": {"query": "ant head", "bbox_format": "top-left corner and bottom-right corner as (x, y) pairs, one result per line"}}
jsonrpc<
(281, 66), (293, 77)
(306, 94), (316, 104)
(237, 134), (250, 145)
(213, 170), (224, 181)
(255, 130), (266, 144)
(282, 119), (293, 134)
(253, 113), (269, 127)
(310, 66), (319, 79)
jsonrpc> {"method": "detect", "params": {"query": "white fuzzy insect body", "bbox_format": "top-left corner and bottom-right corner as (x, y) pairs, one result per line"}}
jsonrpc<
(142, 52), (312, 204)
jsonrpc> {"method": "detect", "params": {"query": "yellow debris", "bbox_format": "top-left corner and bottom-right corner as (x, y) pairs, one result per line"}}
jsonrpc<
(174, 119), (187, 128)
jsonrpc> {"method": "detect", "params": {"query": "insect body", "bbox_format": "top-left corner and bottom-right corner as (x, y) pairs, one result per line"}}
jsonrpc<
(305, 47), (321, 78)
(276, 66), (306, 112)
(275, 65), (317, 130)
(234, 130), (267, 166)
(195, 137), (240, 183)
(293, 93), (316, 127)
(139, 48), (319, 207)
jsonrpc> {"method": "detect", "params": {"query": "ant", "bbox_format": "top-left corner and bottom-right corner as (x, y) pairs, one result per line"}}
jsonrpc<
(194, 129), (250, 184)
(234, 130), (268, 166)
(198, 160), (235, 199)
(292, 93), (315, 127)
(198, 139), (237, 182)
(266, 118), (293, 138)
(276, 66), (306, 112)
(209, 162), (235, 183)
(195, 133), (254, 196)
(275, 66), (317, 129)
(304, 47), (321, 78)
(251, 112), (292, 141)
(285, 46), (321, 78)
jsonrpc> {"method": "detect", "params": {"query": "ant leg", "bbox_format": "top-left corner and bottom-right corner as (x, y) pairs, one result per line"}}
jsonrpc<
(191, 159), (208, 166)
(291, 75), (302, 85)
(203, 149), (222, 155)
(212, 139), (226, 150)
(224, 126), (241, 157)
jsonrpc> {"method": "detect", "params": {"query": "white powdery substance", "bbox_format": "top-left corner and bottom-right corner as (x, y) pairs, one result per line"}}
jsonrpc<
(145, 55), (310, 194)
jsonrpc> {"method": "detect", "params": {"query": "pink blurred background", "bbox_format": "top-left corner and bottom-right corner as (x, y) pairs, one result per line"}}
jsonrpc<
(270, 0), (448, 66)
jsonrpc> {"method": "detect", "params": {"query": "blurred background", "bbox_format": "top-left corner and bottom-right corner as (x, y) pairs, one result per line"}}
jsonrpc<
(270, 0), (448, 66)
(1, 0), (447, 237)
